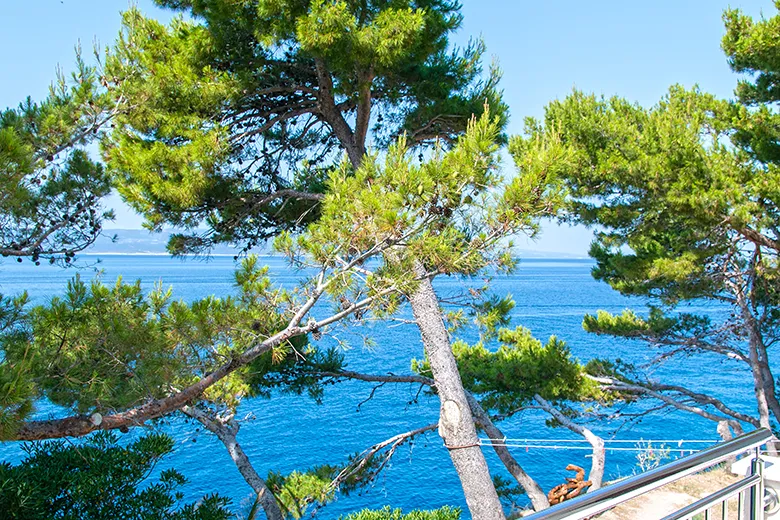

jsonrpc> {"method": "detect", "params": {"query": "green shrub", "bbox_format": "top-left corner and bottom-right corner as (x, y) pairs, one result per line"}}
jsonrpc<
(340, 506), (461, 520)
(0, 431), (231, 520)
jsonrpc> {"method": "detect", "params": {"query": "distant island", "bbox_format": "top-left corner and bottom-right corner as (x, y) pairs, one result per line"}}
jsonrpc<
(89, 229), (267, 256)
(90, 229), (587, 259)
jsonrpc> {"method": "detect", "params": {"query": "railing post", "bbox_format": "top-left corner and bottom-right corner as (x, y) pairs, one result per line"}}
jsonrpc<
(751, 448), (765, 520)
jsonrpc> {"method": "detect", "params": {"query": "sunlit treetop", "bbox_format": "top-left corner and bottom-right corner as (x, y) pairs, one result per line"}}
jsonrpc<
(281, 108), (562, 288)
(723, 3), (780, 166)
(102, 0), (506, 255)
(723, 1), (780, 106)
(514, 86), (780, 304)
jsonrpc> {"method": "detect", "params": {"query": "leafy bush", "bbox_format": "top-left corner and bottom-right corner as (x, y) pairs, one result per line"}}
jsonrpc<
(340, 506), (461, 520)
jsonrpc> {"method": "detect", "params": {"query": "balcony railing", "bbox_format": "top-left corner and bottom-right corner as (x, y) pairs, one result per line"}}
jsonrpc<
(525, 428), (774, 520)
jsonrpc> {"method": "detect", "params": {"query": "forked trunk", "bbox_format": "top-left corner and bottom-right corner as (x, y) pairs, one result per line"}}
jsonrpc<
(734, 283), (779, 454)
(183, 407), (283, 520)
(466, 393), (550, 511)
(534, 395), (605, 490)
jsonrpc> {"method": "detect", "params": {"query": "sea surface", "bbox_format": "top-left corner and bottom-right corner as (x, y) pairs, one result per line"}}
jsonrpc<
(0, 255), (756, 518)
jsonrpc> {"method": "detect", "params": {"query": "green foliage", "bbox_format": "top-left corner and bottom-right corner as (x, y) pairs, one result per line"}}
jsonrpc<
(265, 443), (398, 519)
(0, 431), (231, 519)
(583, 308), (678, 337)
(723, 2), (780, 106)
(291, 108), (560, 288)
(2, 103), (560, 440)
(303, 112), (496, 270)
(21, 276), (185, 412)
(265, 455), (382, 519)
(0, 256), (310, 436)
(103, 10), (238, 240)
(582, 359), (638, 400)
(340, 506), (461, 520)
(473, 294), (515, 340)
(294, 1), (426, 70)
(722, 3), (780, 176)
(102, 0), (507, 254)
(512, 4), (780, 431)
(0, 50), (113, 264)
(513, 76), (780, 377)
(3, 1), (567, 515)
(515, 86), (757, 303)
(414, 327), (600, 414)
(0, 293), (34, 436)
(247, 346), (344, 403)
(267, 466), (338, 519)
(582, 307), (715, 351)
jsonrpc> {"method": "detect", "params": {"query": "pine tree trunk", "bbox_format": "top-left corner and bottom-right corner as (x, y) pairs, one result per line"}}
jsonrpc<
(734, 286), (777, 429)
(750, 330), (780, 426)
(336, 96), (503, 518)
(409, 263), (505, 520)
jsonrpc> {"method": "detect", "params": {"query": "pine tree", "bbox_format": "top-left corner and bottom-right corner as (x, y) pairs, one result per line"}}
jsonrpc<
(2, 107), (565, 517)
(512, 3), (780, 437)
(1, 3), (607, 517)
(98, 2), (515, 517)
(101, 0), (505, 255)
(0, 51), (114, 265)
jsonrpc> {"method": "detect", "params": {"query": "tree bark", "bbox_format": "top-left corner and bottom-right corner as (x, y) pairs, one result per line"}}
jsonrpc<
(314, 58), (365, 166)
(742, 319), (780, 455)
(650, 383), (759, 428)
(12, 284), (391, 441)
(408, 263), (505, 520)
(734, 224), (780, 252)
(354, 67), (374, 150)
(322, 63), (505, 517)
(182, 406), (283, 520)
(593, 376), (747, 442)
(322, 370), (550, 512)
(533, 395), (605, 490)
(733, 281), (780, 434)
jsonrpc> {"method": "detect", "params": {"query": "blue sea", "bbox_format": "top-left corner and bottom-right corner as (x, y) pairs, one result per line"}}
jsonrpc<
(0, 255), (755, 517)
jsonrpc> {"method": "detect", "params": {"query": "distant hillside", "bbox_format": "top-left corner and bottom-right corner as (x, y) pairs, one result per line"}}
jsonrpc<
(89, 229), (270, 256)
(90, 229), (586, 259)
(511, 248), (589, 259)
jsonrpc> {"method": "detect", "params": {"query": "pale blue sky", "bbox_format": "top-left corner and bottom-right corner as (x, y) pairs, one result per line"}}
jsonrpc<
(1, 0), (774, 255)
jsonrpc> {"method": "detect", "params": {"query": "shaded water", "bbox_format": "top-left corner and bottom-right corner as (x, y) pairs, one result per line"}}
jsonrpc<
(0, 255), (754, 517)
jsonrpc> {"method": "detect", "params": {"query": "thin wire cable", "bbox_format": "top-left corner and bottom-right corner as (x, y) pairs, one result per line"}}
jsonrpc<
(477, 442), (702, 454)
(480, 438), (718, 444)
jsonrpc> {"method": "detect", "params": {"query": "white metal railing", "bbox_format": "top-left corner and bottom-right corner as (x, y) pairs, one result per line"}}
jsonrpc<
(524, 428), (774, 520)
